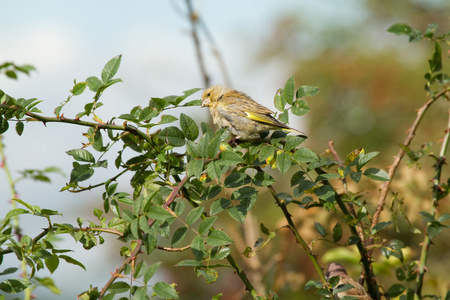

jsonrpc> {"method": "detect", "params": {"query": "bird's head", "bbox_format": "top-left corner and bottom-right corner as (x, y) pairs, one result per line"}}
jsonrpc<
(201, 84), (230, 107)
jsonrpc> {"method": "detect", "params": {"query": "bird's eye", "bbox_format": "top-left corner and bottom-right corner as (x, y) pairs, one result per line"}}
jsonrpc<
(207, 93), (211, 97)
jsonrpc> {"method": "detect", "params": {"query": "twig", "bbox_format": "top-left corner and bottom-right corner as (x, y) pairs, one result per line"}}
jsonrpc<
(314, 167), (378, 298)
(369, 87), (450, 253)
(263, 176), (328, 286)
(185, 0), (210, 88)
(98, 175), (191, 299)
(414, 107), (450, 298)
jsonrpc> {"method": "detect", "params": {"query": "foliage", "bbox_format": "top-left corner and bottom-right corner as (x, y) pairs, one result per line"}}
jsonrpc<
(0, 22), (449, 300)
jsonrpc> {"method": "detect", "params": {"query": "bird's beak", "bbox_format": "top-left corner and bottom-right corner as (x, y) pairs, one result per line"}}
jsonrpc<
(201, 98), (210, 107)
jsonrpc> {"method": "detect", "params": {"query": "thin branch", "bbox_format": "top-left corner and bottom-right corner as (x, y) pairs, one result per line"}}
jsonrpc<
(369, 87), (450, 251)
(98, 175), (191, 299)
(185, 0), (210, 88)
(415, 107), (450, 298)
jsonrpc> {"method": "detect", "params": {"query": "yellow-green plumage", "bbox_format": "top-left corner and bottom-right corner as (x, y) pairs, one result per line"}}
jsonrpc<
(201, 84), (305, 140)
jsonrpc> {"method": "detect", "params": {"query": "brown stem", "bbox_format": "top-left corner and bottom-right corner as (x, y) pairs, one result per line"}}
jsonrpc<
(369, 88), (450, 250)
(185, 0), (210, 88)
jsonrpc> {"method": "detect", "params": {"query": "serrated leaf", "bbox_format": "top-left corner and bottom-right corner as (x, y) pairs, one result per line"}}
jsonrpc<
(144, 262), (161, 284)
(198, 216), (217, 235)
(283, 75), (295, 105)
(276, 152), (292, 174)
(102, 55), (122, 83)
(153, 282), (179, 299)
(210, 198), (231, 215)
(59, 255), (86, 270)
(86, 76), (102, 92)
(70, 164), (94, 183)
(66, 149), (95, 163)
(186, 206), (204, 226)
(187, 159), (204, 179)
(291, 100), (310, 116)
(158, 115), (178, 125)
(224, 172), (251, 188)
(206, 230), (233, 246)
(171, 227), (187, 246)
(296, 85), (320, 98)
(147, 206), (173, 222)
(219, 150), (244, 166)
(180, 113), (199, 141)
(191, 236), (206, 261)
(253, 172), (276, 186)
(293, 148), (319, 163)
(157, 126), (185, 147)
(274, 89), (285, 111)
(363, 168), (390, 181)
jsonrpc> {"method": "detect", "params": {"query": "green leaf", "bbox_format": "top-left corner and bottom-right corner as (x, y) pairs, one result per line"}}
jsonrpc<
(191, 236), (206, 261)
(210, 198), (231, 215)
(206, 230), (233, 246)
(258, 145), (275, 162)
(198, 216), (217, 235)
(314, 185), (335, 203)
(371, 221), (393, 235)
(207, 134), (221, 159)
(291, 100), (310, 116)
(158, 115), (178, 125)
(171, 227), (187, 246)
(387, 23), (413, 35)
(71, 82), (87, 96)
(15, 121), (24, 136)
(276, 152), (292, 174)
(253, 172), (276, 186)
(314, 222), (327, 237)
(274, 89), (285, 111)
(144, 262), (161, 284)
(387, 284), (405, 297)
(108, 281), (130, 294)
(283, 75), (295, 105)
(86, 76), (102, 92)
(0, 279), (31, 293)
(66, 149), (95, 163)
(157, 126), (185, 147)
(0, 268), (18, 276)
(45, 255), (59, 274)
(187, 159), (204, 179)
(147, 206), (174, 222)
(219, 150), (244, 166)
(332, 223), (343, 242)
(186, 206), (204, 226)
(180, 113), (199, 141)
(59, 255), (86, 270)
(363, 168), (390, 181)
(315, 173), (341, 182)
(429, 42), (442, 72)
(70, 164), (94, 183)
(224, 172), (251, 188)
(0, 117), (9, 134)
(153, 282), (179, 300)
(296, 86), (320, 98)
(102, 55), (122, 83)
(293, 148), (319, 163)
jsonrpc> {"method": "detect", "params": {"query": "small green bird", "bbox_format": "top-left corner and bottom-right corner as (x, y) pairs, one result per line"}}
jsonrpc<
(201, 85), (305, 140)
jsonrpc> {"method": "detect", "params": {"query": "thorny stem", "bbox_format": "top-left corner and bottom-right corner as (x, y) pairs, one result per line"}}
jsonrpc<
(98, 175), (190, 299)
(173, 174), (260, 299)
(414, 108), (450, 299)
(314, 167), (378, 299)
(371, 87), (450, 240)
(265, 182), (328, 286)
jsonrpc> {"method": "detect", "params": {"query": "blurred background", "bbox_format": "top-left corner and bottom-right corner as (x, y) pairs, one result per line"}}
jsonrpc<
(1, 0), (449, 299)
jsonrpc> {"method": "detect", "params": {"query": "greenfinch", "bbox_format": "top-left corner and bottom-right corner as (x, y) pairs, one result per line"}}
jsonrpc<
(201, 84), (305, 140)
(325, 263), (373, 300)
